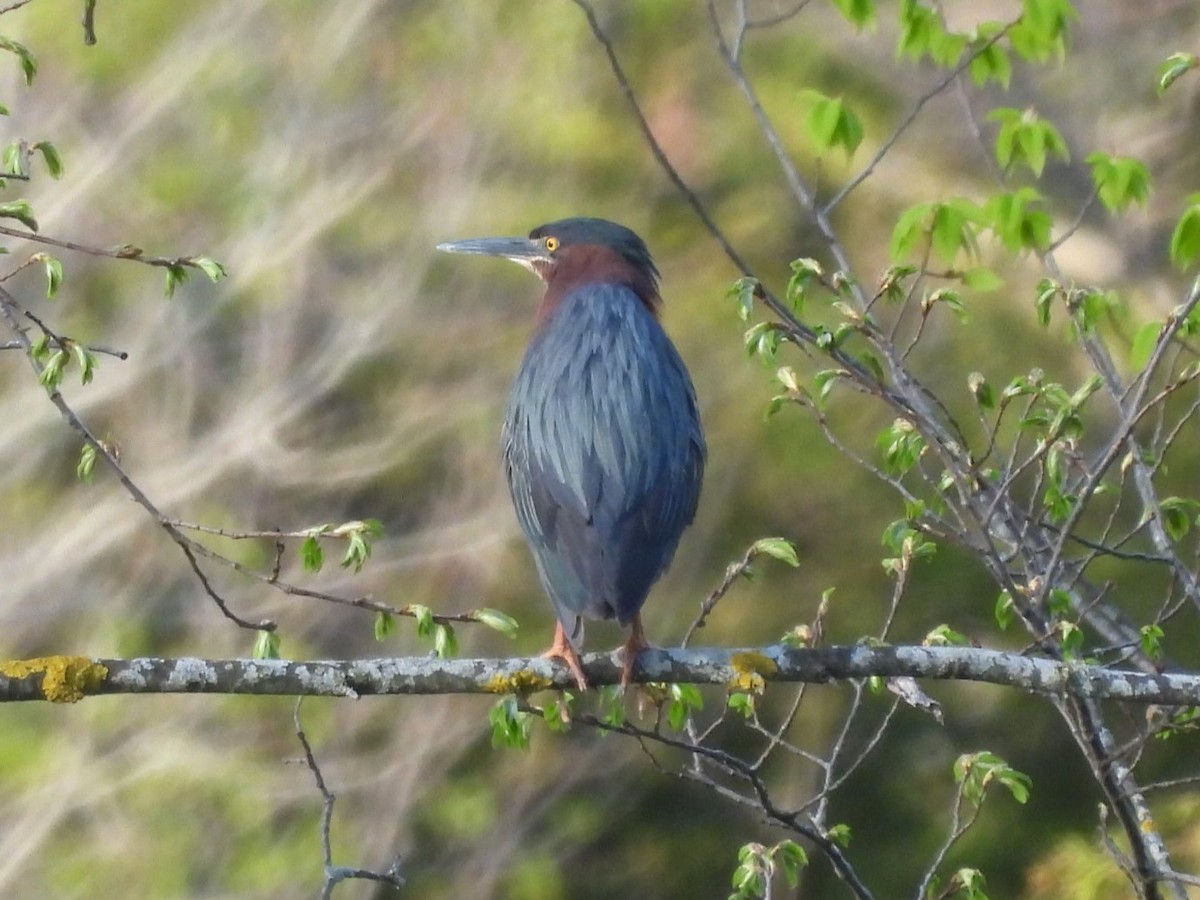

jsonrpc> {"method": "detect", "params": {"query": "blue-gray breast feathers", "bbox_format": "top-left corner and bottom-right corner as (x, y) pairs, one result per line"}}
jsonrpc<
(503, 283), (705, 632)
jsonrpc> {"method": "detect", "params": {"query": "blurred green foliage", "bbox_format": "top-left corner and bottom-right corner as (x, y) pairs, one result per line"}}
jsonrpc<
(1, 1), (1200, 898)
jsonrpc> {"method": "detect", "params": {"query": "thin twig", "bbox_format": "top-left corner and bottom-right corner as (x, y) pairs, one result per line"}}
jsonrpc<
(294, 701), (405, 899)
(681, 543), (758, 646)
(569, 0), (755, 277)
(0, 337), (128, 359)
(825, 23), (1016, 213)
(0, 283), (272, 632)
(0, 223), (211, 272)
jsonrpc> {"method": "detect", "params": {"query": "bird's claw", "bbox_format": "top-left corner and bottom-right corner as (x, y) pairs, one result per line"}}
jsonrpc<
(618, 617), (652, 690)
(542, 620), (589, 691)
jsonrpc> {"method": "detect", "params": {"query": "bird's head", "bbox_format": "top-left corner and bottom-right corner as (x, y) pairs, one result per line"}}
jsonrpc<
(438, 217), (660, 313)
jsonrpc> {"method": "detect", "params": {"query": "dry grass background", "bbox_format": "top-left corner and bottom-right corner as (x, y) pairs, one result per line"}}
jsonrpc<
(0, 3), (772, 897)
(1, 1), (1199, 898)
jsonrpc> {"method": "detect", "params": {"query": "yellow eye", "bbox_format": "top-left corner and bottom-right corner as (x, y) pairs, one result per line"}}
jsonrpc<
(544, 236), (560, 253)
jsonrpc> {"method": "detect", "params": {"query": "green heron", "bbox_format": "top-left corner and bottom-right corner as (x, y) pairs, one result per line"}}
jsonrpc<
(438, 217), (705, 689)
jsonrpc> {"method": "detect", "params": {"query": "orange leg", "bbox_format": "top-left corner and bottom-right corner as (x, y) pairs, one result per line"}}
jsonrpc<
(619, 613), (651, 689)
(541, 620), (589, 691)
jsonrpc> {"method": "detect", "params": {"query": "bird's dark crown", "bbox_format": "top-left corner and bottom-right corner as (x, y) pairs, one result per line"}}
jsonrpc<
(529, 218), (659, 290)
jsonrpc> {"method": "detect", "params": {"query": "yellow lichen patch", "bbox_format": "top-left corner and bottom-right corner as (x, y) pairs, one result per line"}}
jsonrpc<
(0, 656), (109, 703)
(729, 651), (779, 695)
(485, 669), (555, 694)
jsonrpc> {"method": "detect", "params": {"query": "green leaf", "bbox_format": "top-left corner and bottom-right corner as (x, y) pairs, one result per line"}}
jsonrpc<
(826, 824), (852, 848)
(373, 610), (396, 641)
(1008, 0), (1074, 63)
(337, 519), (380, 573)
(744, 322), (782, 365)
(1157, 52), (1199, 94)
(897, 1), (938, 61)
(962, 267), (1003, 292)
(751, 537), (800, 567)
(667, 683), (703, 731)
(541, 695), (573, 732)
(1034, 279), (1060, 326)
(1170, 196), (1200, 270)
(29, 332), (48, 360)
(38, 348), (67, 390)
(1160, 496), (1200, 541)
(1, 141), (22, 177)
(858, 351), (885, 385)
(1129, 321), (1161, 371)
(340, 534), (368, 572)
(801, 91), (863, 157)
(891, 199), (981, 265)
(967, 372), (995, 409)
(829, 0), (875, 29)
(76, 442), (97, 482)
(923, 624), (971, 647)
(1045, 588), (1072, 619)
(876, 418), (926, 475)
(991, 110), (1069, 177)
(991, 107), (1068, 175)
(433, 623), (458, 658)
(728, 277), (759, 322)
(164, 263), (188, 298)
(931, 203), (970, 266)
(775, 841), (808, 886)
(955, 750), (1032, 806)
(0, 199), (37, 232)
(488, 696), (531, 750)
(1058, 620), (1084, 658)
(253, 629), (281, 660)
(411, 603), (434, 638)
(983, 188), (1052, 254)
(40, 254), (63, 298)
(192, 256), (227, 282)
(775, 366), (801, 394)
(727, 692), (755, 719)
(31, 141), (63, 179)
(924, 288), (966, 321)
(948, 868), (989, 899)
(70, 342), (96, 385)
(0, 37), (37, 86)
(969, 25), (1012, 87)
(598, 685), (627, 728)
(890, 202), (931, 261)
(1086, 152), (1151, 213)
(1139, 624), (1164, 661)
(300, 535), (323, 572)
(994, 590), (1013, 630)
(475, 607), (519, 638)
(786, 257), (823, 316)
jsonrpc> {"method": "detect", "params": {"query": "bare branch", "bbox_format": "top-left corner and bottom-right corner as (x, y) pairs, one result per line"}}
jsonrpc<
(0, 224), (217, 274)
(4, 645), (1200, 703)
(293, 702), (406, 899)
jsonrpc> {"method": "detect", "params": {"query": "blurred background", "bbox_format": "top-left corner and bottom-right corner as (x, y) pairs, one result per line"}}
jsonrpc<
(1, 1), (1199, 897)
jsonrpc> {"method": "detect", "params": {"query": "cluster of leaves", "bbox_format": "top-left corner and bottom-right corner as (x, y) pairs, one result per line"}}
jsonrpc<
(712, 0), (1200, 893)
(299, 519), (384, 575)
(0, 25), (231, 448)
(729, 840), (807, 900)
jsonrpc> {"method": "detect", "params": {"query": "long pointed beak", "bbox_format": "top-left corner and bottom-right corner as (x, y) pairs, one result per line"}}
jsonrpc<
(435, 236), (548, 267)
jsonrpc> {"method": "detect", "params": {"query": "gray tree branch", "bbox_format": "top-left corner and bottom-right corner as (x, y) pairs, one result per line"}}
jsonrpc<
(3, 645), (1199, 704)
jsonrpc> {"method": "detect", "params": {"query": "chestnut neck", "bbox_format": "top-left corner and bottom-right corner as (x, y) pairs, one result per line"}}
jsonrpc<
(536, 244), (660, 325)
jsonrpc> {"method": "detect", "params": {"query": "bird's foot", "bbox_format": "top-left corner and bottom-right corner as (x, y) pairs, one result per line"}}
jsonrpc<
(541, 621), (589, 691)
(619, 615), (652, 690)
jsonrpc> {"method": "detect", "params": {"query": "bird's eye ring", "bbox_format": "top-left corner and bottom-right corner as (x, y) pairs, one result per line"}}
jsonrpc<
(544, 236), (560, 253)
